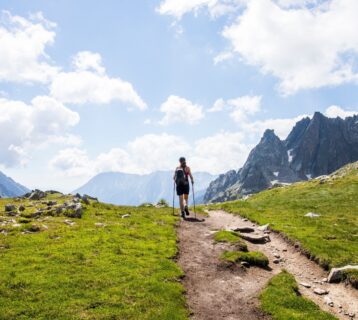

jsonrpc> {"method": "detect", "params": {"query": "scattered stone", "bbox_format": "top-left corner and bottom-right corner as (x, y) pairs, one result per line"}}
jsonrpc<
(239, 233), (270, 244)
(82, 195), (90, 205)
(64, 203), (83, 218)
(233, 226), (255, 233)
(300, 282), (311, 288)
(64, 219), (75, 226)
(121, 214), (131, 219)
(47, 201), (57, 206)
(304, 212), (320, 218)
(294, 242), (300, 248)
(324, 296), (334, 307)
(18, 205), (25, 212)
(313, 288), (328, 295)
(28, 189), (47, 200)
(243, 218), (248, 222)
(95, 223), (106, 227)
(348, 312), (355, 318)
(257, 223), (270, 231)
(12, 223), (21, 228)
(273, 259), (280, 264)
(322, 278), (328, 282)
(273, 253), (280, 259)
(241, 261), (250, 268)
(27, 224), (41, 232)
(6, 211), (17, 217)
(282, 248), (288, 252)
(5, 204), (16, 212)
(328, 265), (358, 283)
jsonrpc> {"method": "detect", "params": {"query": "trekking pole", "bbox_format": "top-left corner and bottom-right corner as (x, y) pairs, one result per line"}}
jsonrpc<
(172, 181), (175, 216)
(192, 181), (196, 219)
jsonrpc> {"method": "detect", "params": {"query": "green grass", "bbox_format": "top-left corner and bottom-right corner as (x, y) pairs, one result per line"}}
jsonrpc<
(209, 163), (358, 269)
(0, 194), (188, 320)
(342, 269), (358, 289)
(221, 251), (269, 267)
(260, 270), (337, 320)
(213, 230), (248, 251)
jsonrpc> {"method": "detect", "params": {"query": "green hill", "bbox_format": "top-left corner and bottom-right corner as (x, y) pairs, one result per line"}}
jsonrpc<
(0, 193), (187, 320)
(209, 162), (358, 269)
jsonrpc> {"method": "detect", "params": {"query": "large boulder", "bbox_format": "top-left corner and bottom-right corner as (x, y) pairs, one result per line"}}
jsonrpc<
(5, 204), (16, 212)
(64, 203), (83, 218)
(28, 189), (47, 200)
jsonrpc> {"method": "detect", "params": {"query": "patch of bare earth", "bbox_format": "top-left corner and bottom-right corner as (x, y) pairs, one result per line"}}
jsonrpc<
(178, 210), (358, 320)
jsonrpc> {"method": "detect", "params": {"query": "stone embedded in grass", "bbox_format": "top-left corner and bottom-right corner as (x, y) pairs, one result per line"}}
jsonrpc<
(233, 226), (255, 233)
(214, 230), (248, 252)
(304, 212), (321, 218)
(64, 203), (83, 218)
(239, 233), (270, 244)
(26, 224), (41, 233)
(5, 204), (16, 212)
(313, 288), (328, 295)
(221, 250), (269, 268)
(19, 205), (25, 212)
(328, 265), (358, 283)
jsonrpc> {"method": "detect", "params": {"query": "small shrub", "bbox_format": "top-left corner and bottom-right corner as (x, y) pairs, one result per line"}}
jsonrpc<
(221, 250), (269, 267)
(157, 199), (169, 207)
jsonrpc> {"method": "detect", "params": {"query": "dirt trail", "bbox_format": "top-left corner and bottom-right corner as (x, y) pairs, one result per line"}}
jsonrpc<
(178, 210), (358, 320)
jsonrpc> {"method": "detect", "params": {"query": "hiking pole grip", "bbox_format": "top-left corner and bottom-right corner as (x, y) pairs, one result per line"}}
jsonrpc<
(192, 181), (196, 219)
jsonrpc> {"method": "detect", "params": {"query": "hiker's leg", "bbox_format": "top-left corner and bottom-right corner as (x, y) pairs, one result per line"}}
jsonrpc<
(184, 194), (189, 206)
(179, 195), (184, 212)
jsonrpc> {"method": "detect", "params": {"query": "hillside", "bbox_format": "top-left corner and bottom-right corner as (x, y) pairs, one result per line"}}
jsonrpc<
(205, 112), (358, 203)
(73, 171), (216, 205)
(0, 171), (29, 198)
(0, 192), (187, 319)
(208, 161), (358, 269)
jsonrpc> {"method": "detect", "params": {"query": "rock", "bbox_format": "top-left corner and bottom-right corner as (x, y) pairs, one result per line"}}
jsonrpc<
(313, 288), (328, 295)
(27, 224), (41, 232)
(322, 278), (328, 282)
(64, 219), (75, 226)
(304, 212), (320, 218)
(121, 214), (131, 219)
(82, 195), (90, 205)
(273, 253), (281, 259)
(28, 189), (47, 200)
(324, 296), (334, 307)
(257, 223), (270, 231)
(95, 223), (106, 227)
(241, 261), (250, 268)
(349, 312), (355, 318)
(18, 205), (25, 212)
(64, 203), (82, 218)
(6, 211), (17, 217)
(233, 226), (255, 233)
(5, 204), (16, 212)
(239, 233), (270, 244)
(328, 265), (358, 283)
(300, 282), (311, 288)
(46, 201), (57, 206)
(273, 259), (280, 264)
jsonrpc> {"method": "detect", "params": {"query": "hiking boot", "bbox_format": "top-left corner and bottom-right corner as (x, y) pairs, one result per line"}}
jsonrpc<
(181, 211), (185, 219)
(184, 205), (190, 216)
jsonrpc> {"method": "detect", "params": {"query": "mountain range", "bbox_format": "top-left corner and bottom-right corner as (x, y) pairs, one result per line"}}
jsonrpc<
(73, 171), (217, 206)
(0, 171), (29, 198)
(204, 112), (358, 203)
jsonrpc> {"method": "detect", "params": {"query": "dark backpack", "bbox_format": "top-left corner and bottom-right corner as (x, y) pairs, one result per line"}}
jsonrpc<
(175, 168), (188, 186)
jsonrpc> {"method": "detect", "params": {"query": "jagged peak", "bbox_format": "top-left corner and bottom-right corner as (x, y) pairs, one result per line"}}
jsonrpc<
(262, 129), (280, 142)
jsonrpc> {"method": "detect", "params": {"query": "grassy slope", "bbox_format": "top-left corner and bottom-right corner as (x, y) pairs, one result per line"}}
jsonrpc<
(260, 270), (337, 320)
(209, 163), (358, 269)
(0, 194), (187, 320)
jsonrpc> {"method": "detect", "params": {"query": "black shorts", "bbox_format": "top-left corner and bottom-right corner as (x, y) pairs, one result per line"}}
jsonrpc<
(176, 183), (190, 196)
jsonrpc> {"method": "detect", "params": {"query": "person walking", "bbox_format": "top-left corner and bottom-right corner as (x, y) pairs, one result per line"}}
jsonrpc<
(174, 157), (194, 219)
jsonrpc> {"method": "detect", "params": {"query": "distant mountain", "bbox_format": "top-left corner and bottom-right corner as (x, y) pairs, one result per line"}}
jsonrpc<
(73, 171), (217, 206)
(204, 112), (358, 203)
(0, 171), (29, 198)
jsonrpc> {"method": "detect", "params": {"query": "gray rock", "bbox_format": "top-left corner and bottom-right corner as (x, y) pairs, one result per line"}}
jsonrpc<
(241, 261), (250, 268)
(328, 265), (358, 283)
(239, 233), (270, 244)
(324, 296), (334, 307)
(299, 282), (311, 288)
(257, 223), (270, 231)
(233, 226), (255, 233)
(304, 212), (320, 218)
(5, 204), (16, 212)
(19, 205), (25, 212)
(273, 259), (280, 264)
(313, 288), (328, 295)
(64, 203), (83, 218)
(28, 189), (46, 200)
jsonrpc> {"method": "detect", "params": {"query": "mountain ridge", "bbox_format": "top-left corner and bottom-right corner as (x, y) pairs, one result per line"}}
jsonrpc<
(204, 112), (358, 203)
(0, 170), (29, 198)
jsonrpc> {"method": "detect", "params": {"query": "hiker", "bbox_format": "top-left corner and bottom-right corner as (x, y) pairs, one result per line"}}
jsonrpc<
(174, 157), (194, 218)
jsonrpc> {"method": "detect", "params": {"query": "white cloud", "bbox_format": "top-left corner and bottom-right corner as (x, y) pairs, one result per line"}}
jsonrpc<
(222, 0), (358, 94)
(0, 96), (80, 167)
(159, 95), (204, 125)
(50, 51), (147, 109)
(208, 95), (262, 122)
(157, 0), (244, 19)
(0, 10), (58, 84)
(191, 131), (253, 173)
(325, 105), (358, 118)
(214, 51), (234, 64)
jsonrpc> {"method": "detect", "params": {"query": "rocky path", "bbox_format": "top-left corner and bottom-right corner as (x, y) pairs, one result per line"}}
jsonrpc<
(177, 210), (358, 320)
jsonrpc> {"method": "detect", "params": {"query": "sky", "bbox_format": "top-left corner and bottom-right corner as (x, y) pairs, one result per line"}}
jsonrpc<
(0, 0), (358, 192)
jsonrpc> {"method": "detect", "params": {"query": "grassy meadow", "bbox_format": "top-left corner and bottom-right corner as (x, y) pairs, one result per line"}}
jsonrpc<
(209, 163), (358, 269)
(0, 194), (187, 320)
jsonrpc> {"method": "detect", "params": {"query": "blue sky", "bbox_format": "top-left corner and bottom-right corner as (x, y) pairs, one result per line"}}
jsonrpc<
(0, 0), (357, 191)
